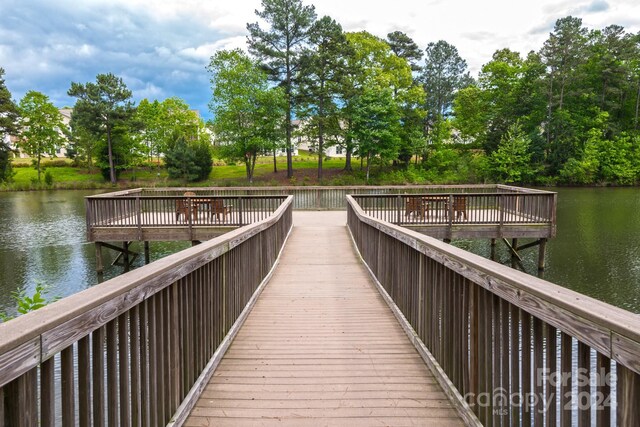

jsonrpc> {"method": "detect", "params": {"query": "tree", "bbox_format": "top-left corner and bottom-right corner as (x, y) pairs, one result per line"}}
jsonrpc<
(208, 49), (285, 183)
(164, 134), (212, 182)
(339, 31), (422, 171)
(17, 91), (67, 182)
(489, 123), (537, 183)
(0, 68), (19, 182)
(351, 87), (401, 181)
(297, 16), (348, 180)
(68, 73), (135, 184)
(386, 31), (423, 73)
(247, 0), (317, 178)
(422, 40), (473, 120)
(135, 97), (204, 161)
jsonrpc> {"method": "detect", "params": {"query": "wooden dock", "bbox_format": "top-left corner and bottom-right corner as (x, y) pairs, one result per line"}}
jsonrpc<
(184, 212), (464, 426)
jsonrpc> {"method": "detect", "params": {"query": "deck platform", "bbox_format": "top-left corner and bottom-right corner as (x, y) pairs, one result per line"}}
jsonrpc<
(184, 212), (464, 426)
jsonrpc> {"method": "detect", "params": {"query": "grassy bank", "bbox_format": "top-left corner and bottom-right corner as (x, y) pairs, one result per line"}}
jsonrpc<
(1, 152), (480, 191)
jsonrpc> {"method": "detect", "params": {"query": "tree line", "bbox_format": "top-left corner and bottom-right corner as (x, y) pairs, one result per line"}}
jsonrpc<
(2, 0), (640, 186)
(0, 70), (212, 185)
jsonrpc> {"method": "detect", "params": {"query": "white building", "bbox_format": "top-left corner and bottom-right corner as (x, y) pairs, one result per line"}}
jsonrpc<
(10, 108), (70, 158)
(293, 119), (346, 158)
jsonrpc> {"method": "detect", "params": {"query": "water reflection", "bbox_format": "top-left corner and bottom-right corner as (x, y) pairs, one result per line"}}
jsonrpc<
(0, 190), (189, 317)
(1, 187), (639, 317)
(453, 187), (640, 313)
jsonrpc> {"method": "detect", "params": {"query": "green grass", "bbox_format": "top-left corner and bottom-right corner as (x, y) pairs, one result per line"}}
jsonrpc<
(2, 152), (479, 191)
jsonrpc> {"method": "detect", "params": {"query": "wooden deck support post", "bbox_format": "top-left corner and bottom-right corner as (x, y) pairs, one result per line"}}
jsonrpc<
(490, 238), (496, 261)
(95, 242), (104, 273)
(537, 238), (547, 271)
(144, 241), (150, 264)
(123, 241), (130, 270)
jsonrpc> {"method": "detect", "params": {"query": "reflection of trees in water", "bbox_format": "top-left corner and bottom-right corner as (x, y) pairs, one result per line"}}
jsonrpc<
(454, 187), (640, 314)
(0, 249), (28, 315)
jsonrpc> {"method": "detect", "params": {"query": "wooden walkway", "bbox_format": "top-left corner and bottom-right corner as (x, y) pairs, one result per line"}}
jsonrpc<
(185, 212), (464, 426)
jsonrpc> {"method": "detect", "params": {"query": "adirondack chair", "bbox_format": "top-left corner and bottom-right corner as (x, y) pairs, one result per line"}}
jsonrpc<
(210, 199), (232, 222)
(405, 197), (428, 219)
(176, 192), (198, 222)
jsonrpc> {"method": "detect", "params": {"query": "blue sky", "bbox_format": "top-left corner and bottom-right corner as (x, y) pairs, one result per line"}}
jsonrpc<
(1, 0), (638, 120)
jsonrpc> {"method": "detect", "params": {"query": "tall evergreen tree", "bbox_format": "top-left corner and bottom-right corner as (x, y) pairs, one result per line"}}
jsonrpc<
(386, 31), (423, 73)
(422, 40), (473, 120)
(246, 0), (317, 178)
(68, 73), (135, 184)
(298, 16), (348, 180)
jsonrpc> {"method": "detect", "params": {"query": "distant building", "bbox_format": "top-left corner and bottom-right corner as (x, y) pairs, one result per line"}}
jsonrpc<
(10, 108), (70, 158)
(294, 119), (346, 158)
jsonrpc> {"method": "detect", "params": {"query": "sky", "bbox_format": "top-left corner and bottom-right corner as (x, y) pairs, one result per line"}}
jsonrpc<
(1, 0), (639, 120)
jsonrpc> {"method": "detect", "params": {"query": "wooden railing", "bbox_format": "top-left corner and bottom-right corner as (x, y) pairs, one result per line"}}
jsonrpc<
(88, 185), (546, 211)
(347, 195), (640, 427)
(352, 192), (556, 226)
(86, 195), (287, 228)
(0, 196), (293, 426)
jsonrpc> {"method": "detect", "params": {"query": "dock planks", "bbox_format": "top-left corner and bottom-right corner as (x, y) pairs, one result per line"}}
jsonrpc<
(184, 211), (464, 426)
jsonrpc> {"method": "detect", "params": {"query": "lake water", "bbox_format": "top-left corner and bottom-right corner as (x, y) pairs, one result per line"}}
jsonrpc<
(0, 190), (190, 317)
(0, 187), (639, 317)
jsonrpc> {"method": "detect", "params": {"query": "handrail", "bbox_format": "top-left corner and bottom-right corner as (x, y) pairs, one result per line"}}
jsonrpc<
(86, 185), (556, 212)
(346, 195), (640, 426)
(0, 196), (294, 426)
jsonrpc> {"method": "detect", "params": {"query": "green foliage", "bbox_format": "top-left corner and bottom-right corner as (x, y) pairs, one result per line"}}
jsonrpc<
(489, 123), (538, 183)
(18, 91), (67, 182)
(297, 15), (349, 179)
(0, 282), (59, 322)
(351, 87), (401, 181)
(135, 97), (204, 160)
(0, 68), (19, 183)
(44, 170), (53, 186)
(422, 40), (474, 120)
(165, 135), (212, 182)
(247, 0), (317, 178)
(68, 73), (135, 184)
(208, 49), (285, 182)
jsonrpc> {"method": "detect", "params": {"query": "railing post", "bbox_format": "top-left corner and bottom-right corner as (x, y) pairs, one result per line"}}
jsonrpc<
(136, 195), (142, 241)
(187, 196), (193, 241)
(498, 194), (504, 237)
(396, 195), (402, 225)
(238, 197), (244, 226)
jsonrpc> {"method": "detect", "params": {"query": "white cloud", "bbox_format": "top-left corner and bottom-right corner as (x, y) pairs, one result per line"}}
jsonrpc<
(178, 37), (247, 61)
(2, 0), (640, 118)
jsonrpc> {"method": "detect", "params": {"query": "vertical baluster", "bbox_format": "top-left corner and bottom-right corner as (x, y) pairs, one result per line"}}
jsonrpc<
(560, 333), (572, 427)
(92, 326), (105, 426)
(140, 301), (149, 427)
(477, 288), (487, 424)
(78, 336), (91, 426)
(533, 317), (544, 426)
(107, 319), (118, 426)
(510, 303), (521, 427)
(119, 313), (131, 426)
(545, 325), (557, 427)
(616, 364), (640, 427)
(577, 341), (590, 427)
(130, 306), (141, 427)
(595, 353), (610, 427)
(41, 357), (55, 427)
(61, 347), (75, 427)
(148, 296), (158, 427)
(522, 311), (532, 427)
